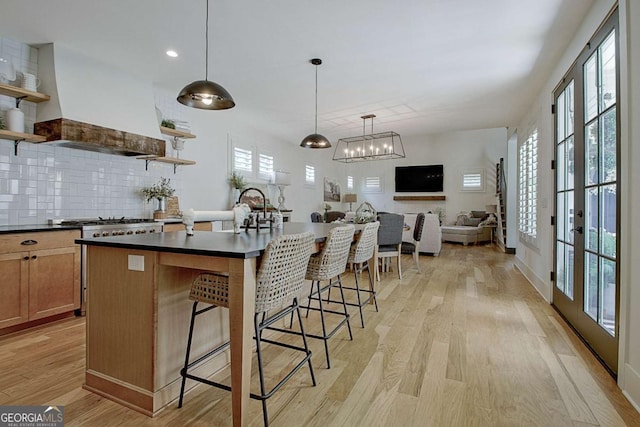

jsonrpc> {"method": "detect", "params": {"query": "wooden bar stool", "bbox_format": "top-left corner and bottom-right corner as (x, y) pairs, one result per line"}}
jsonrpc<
(178, 231), (317, 427)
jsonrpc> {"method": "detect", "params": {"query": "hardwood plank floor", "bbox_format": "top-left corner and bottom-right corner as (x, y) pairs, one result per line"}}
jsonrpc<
(1, 243), (638, 426)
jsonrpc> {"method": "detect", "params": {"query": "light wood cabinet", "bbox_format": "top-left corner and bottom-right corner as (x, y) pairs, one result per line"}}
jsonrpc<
(0, 252), (29, 328)
(0, 230), (80, 331)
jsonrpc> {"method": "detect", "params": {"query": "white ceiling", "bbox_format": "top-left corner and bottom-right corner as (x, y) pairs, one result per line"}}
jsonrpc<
(0, 0), (594, 143)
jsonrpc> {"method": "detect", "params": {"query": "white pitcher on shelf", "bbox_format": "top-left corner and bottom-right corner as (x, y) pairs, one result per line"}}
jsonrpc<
(20, 72), (40, 92)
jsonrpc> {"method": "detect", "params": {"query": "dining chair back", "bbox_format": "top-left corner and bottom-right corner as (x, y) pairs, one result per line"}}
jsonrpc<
(401, 212), (425, 272)
(376, 212), (404, 281)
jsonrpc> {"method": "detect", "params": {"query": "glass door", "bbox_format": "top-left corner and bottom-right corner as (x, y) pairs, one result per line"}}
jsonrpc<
(553, 10), (619, 374)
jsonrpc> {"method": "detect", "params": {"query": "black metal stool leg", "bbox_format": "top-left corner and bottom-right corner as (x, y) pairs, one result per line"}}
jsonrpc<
(336, 275), (353, 340)
(316, 279), (331, 368)
(178, 301), (198, 408)
(294, 298), (316, 386)
(353, 265), (365, 328)
(254, 313), (269, 426)
(365, 260), (379, 312)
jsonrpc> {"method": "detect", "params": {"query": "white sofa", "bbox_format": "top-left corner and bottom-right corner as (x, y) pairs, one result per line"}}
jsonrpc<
(403, 213), (441, 255)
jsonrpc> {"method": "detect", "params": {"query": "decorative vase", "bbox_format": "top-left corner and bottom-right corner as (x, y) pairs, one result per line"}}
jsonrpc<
(153, 197), (167, 219)
(231, 188), (240, 208)
(5, 107), (24, 133)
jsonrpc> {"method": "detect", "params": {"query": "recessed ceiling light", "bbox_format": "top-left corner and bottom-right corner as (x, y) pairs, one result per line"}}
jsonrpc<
(166, 50), (178, 58)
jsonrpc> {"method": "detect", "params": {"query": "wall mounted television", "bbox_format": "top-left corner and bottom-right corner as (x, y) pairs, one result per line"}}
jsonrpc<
(395, 165), (444, 192)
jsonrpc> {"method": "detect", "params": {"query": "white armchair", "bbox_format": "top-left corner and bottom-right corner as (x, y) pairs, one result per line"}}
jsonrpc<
(402, 213), (441, 256)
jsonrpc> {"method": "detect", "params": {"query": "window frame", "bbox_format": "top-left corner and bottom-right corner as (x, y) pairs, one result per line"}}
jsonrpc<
(459, 168), (486, 192)
(519, 127), (538, 245)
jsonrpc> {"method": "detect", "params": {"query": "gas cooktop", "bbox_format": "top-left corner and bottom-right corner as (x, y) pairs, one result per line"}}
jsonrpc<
(61, 217), (154, 226)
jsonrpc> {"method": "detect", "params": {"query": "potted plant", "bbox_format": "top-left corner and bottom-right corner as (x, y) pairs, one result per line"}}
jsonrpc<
(142, 177), (175, 218)
(228, 172), (247, 207)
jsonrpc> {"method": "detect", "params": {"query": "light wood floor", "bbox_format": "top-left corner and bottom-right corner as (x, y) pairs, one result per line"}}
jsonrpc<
(1, 243), (638, 426)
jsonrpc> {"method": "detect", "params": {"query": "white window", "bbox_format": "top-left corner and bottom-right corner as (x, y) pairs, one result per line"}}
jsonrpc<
(460, 168), (485, 192)
(362, 176), (383, 193)
(258, 153), (274, 181)
(305, 164), (315, 186)
(519, 128), (538, 240)
(233, 147), (252, 173)
(347, 175), (354, 191)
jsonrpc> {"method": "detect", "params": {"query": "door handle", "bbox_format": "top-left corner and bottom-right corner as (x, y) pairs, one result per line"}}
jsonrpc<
(571, 226), (583, 234)
(20, 239), (38, 245)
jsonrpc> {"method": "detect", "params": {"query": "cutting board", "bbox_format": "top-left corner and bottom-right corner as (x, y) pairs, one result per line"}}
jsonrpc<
(166, 196), (180, 217)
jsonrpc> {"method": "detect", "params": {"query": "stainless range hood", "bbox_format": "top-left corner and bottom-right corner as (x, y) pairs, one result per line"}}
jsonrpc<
(34, 44), (165, 157)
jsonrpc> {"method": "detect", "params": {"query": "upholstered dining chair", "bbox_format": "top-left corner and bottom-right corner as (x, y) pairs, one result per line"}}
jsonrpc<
(325, 211), (346, 223)
(401, 212), (425, 273)
(178, 232), (316, 427)
(310, 211), (323, 222)
(376, 212), (404, 281)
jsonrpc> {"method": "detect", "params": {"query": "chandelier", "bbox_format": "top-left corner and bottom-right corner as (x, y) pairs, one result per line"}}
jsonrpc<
(332, 114), (405, 162)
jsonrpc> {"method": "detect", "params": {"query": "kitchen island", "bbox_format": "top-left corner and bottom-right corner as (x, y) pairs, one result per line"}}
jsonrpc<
(76, 222), (358, 427)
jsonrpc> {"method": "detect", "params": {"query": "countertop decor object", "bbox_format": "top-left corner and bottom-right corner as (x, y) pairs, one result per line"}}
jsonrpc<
(176, 0), (235, 110)
(141, 177), (175, 219)
(332, 114), (405, 162)
(299, 58), (331, 149)
(274, 170), (290, 211)
(344, 193), (357, 212)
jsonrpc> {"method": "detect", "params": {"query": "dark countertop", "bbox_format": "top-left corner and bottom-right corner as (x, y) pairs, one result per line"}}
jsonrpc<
(0, 224), (83, 234)
(76, 222), (356, 259)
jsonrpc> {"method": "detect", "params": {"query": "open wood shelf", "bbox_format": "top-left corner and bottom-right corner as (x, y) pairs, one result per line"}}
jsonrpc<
(146, 156), (196, 166)
(138, 156), (196, 173)
(160, 126), (196, 139)
(393, 195), (446, 201)
(0, 129), (47, 155)
(0, 129), (46, 143)
(0, 83), (50, 103)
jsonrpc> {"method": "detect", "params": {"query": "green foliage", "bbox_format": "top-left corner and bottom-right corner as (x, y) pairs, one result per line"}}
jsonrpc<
(228, 172), (247, 190)
(161, 119), (175, 129)
(142, 177), (175, 202)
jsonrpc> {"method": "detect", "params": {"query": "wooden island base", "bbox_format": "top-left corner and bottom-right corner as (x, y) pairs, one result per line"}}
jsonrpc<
(84, 245), (253, 418)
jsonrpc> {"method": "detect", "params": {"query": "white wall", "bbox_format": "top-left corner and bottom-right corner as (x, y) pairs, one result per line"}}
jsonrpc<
(513, 0), (640, 410)
(342, 128), (507, 223)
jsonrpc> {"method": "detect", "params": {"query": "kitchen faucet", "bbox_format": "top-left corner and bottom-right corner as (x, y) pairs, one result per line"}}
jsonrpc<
(237, 187), (273, 230)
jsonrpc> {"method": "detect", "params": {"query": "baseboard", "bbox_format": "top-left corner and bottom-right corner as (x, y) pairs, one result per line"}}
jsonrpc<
(622, 363), (640, 413)
(513, 257), (550, 302)
(505, 247), (516, 254)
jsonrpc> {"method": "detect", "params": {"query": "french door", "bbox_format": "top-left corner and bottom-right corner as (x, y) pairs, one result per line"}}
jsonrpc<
(553, 10), (619, 374)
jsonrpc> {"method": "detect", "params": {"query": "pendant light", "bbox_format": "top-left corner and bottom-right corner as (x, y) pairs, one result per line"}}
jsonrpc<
(177, 0), (235, 110)
(300, 58), (331, 149)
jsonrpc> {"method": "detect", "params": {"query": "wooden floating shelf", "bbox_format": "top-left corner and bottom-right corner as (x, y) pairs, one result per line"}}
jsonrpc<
(0, 83), (50, 103)
(146, 156), (196, 166)
(139, 156), (196, 173)
(0, 129), (47, 143)
(160, 126), (196, 139)
(393, 195), (446, 201)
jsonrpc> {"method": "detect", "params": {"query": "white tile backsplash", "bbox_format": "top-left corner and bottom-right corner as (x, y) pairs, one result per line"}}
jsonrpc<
(0, 37), (184, 226)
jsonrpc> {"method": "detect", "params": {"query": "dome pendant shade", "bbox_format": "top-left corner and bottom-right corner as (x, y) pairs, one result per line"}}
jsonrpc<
(177, 79), (235, 110)
(300, 133), (331, 149)
(176, 0), (235, 111)
(300, 58), (331, 149)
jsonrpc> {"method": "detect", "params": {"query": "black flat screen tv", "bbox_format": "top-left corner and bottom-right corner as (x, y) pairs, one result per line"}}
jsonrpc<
(395, 165), (444, 192)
